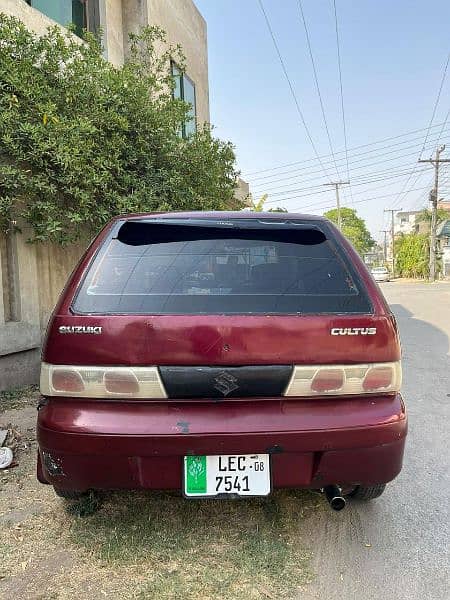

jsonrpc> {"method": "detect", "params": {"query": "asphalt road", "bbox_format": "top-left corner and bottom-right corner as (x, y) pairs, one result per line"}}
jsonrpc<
(299, 282), (450, 600)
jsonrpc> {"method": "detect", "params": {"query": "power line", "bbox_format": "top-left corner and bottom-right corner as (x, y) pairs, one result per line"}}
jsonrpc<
(297, 0), (340, 178)
(290, 184), (432, 213)
(247, 124), (450, 182)
(244, 122), (449, 178)
(266, 169), (430, 205)
(263, 166), (430, 202)
(332, 0), (350, 184)
(419, 52), (450, 160)
(255, 140), (449, 197)
(390, 52), (450, 214)
(437, 107), (450, 145)
(257, 0), (332, 180)
(250, 132), (450, 190)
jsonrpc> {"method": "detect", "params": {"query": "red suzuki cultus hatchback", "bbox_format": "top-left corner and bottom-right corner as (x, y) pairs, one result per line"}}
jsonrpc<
(37, 212), (407, 510)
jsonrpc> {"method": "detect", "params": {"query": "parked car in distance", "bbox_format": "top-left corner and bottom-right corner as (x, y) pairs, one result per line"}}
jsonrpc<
(37, 212), (406, 511)
(371, 266), (390, 282)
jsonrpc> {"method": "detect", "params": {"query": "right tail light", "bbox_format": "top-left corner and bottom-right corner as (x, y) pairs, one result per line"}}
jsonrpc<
(284, 361), (402, 397)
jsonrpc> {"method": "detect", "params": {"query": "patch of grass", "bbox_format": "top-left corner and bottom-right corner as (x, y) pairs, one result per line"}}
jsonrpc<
(69, 489), (321, 599)
(0, 385), (39, 412)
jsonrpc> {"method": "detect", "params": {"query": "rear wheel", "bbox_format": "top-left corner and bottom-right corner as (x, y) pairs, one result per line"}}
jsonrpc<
(348, 483), (386, 500)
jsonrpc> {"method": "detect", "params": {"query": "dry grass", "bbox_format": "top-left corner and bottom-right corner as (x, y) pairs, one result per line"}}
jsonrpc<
(0, 394), (323, 600)
(0, 385), (40, 413)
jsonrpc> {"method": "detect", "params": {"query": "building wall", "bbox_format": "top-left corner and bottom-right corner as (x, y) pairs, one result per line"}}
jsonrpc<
(121, 0), (210, 124)
(0, 229), (86, 390)
(35, 240), (88, 331)
(104, 0), (125, 66)
(442, 245), (450, 278)
(394, 211), (419, 235)
(145, 0), (209, 124)
(234, 178), (251, 207)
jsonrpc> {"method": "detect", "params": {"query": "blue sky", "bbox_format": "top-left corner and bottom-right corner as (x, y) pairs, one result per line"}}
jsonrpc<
(195, 0), (450, 239)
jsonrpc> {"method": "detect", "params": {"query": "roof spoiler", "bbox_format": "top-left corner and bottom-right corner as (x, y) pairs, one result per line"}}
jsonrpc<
(116, 218), (327, 246)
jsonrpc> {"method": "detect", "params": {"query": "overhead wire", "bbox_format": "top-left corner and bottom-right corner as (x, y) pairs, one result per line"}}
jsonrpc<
(257, 0), (333, 181)
(262, 164), (432, 201)
(418, 52), (449, 160)
(389, 51), (450, 215)
(437, 107), (450, 144)
(254, 138), (450, 198)
(332, 0), (354, 206)
(250, 130), (450, 190)
(243, 121), (448, 178)
(290, 184), (434, 213)
(264, 167), (430, 205)
(247, 123), (450, 182)
(297, 0), (340, 178)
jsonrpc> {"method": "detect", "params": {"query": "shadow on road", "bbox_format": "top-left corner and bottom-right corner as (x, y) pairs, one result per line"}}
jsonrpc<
(390, 303), (450, 407)
(391, 303), (449, 360)
(298, 300), (450, 600)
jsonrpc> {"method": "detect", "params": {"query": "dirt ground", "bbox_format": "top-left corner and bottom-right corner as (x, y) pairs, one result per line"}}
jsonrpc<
(0, 391), (320, 600)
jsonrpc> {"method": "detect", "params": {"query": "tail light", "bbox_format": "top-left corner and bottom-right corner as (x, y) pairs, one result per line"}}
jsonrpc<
(41, 361), (401, 399)
(40, 363), (167, 398)
(284, 361), (402, 397)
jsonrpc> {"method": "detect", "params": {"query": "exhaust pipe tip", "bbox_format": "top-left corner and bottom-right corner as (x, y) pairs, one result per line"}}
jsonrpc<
(323, 485), (346, 511)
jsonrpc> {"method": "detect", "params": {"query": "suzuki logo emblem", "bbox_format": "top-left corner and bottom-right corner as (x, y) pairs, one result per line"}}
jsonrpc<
(213, 371), (239, 396)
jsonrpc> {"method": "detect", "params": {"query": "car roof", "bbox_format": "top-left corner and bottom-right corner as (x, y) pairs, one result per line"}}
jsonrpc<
(115, 210), (327, 222)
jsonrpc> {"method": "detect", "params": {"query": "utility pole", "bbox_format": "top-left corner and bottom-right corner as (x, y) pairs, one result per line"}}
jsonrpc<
(384, 208), (403, 278)
(323, 181), (350, 230)
(418, 145), (450, 281)
(380, 229), (389, 262)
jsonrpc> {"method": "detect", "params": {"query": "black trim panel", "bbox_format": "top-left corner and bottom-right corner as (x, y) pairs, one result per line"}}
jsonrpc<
(159, 365), (293, 399)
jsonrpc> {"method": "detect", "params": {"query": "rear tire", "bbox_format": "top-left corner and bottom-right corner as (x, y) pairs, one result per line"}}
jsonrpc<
(53, 487), (87, 500)
(349, 483), (386, 500)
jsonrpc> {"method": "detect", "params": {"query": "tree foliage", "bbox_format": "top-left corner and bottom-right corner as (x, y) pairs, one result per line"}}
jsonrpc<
(323, 207), (375, 255)
(394, 233), (429, 279)
(416, 208), (449, 226)
(0, 15), (240, 243)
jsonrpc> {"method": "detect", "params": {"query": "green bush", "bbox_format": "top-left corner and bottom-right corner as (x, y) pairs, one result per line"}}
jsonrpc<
(0, 15), (240, 243)
(395, 233), (429, 278)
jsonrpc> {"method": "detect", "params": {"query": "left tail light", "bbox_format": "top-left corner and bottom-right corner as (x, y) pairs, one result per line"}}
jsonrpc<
(40, 363), (167, 398)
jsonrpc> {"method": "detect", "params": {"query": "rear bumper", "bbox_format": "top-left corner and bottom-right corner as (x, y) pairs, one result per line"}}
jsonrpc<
(37, 394), (407, 492)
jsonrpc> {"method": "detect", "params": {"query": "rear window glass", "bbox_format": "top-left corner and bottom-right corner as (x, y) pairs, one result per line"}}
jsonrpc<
(72, 219), (372, 315)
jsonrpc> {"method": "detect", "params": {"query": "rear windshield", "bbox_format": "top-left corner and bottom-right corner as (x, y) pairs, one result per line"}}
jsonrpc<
(72, 219), (372, 315)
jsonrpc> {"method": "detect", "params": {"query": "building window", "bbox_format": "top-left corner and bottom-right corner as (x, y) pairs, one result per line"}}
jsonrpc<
(171, 62), (197, 138)
(0, 234), (20, 323)
(25, 1), (89, 37)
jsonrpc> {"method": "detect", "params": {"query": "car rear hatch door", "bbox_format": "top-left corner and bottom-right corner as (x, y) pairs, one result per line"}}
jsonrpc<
(45, 216), (400, 398)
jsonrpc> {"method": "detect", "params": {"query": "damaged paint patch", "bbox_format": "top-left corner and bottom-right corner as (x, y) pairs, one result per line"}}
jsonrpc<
(42, 451), (65, 476)
(176, 421), (190, 434)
